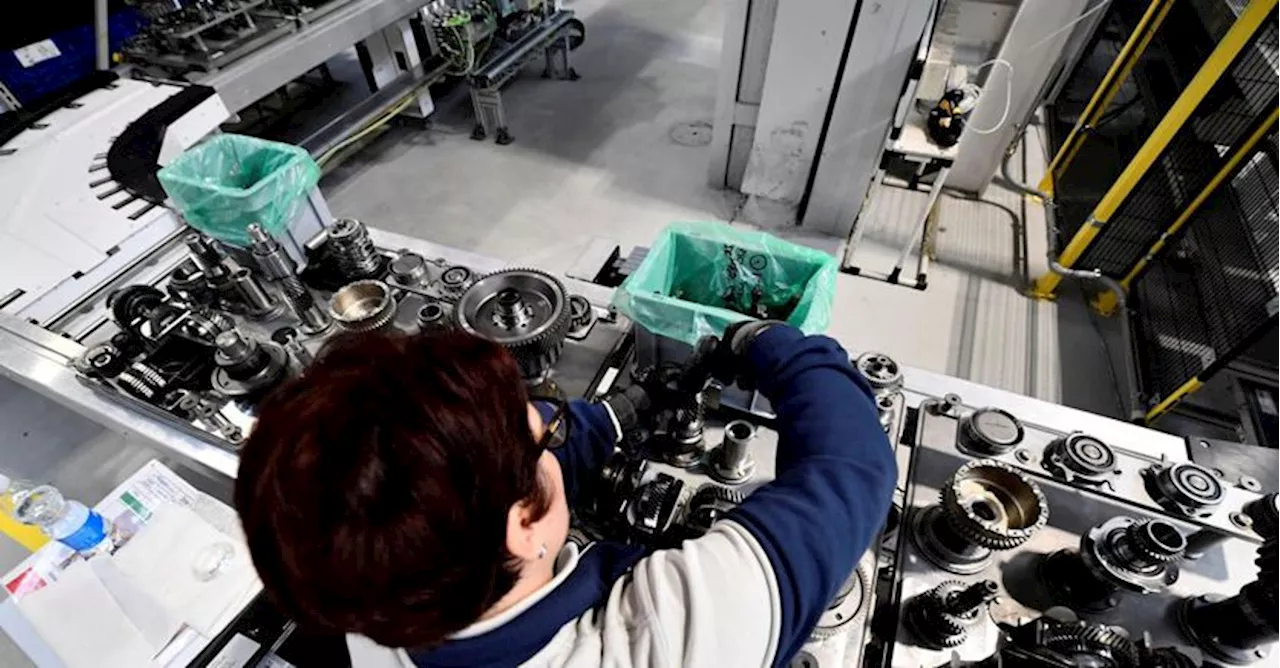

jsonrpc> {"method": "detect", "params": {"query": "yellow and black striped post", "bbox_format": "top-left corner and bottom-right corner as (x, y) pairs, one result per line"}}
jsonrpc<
(1039, 0), (1175, 197)
(1032, 0), (1278, 300)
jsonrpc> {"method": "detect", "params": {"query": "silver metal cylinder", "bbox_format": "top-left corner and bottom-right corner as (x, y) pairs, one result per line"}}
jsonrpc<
(215, 330), (255, 364)
(329, 280), (398, 332)
(416, 301), (451, 332)
(227, 268), (279, 318)
(248, 223), (331, 333)
(390, 252), (430, 287)
(186, 234), (229, 280)
(710, 420), (757, 484)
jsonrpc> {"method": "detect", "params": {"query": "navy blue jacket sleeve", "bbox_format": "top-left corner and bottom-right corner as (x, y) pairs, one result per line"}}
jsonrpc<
(726, 325), (897, 665)
(537, 400), (619, 503)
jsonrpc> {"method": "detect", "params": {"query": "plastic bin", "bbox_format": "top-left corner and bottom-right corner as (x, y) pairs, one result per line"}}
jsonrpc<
(158, 134), (325, 264)
(613, 222), (838, 347)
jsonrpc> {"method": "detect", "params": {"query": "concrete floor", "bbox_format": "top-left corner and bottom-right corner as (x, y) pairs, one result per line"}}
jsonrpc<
(323, 0), (1128, 417)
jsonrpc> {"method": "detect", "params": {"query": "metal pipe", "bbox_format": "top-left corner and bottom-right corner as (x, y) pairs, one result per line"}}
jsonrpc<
(94, 0), (110, 71)
(1041, 183), (1144, 423)
(1002, 126), (1141, 421)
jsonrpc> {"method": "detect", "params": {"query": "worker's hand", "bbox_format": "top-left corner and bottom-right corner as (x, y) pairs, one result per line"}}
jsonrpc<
(601, 384), (651, 435)
(705, 319), (784, 389)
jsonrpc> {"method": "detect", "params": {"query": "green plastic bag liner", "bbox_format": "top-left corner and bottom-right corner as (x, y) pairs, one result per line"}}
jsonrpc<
(157, 134), (321, 248)
(613, 222), (838, 346)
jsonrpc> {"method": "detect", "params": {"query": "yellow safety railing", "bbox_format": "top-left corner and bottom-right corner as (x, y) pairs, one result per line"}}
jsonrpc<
(1032, 0), (1279, 300)
(1092, 107), (1279, 315)
(1039, 0), (1175, 196)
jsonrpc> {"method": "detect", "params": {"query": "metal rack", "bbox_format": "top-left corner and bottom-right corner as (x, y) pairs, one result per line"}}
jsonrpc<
(1034, 0), (1276, 299)
(1133, 132), (1278, 425)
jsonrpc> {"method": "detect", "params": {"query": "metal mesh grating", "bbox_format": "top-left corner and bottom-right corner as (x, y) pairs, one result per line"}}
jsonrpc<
(1132, 133), (1279, 404)
(1048, 0), (1228, 248)
(1078, 13), (1279, 276)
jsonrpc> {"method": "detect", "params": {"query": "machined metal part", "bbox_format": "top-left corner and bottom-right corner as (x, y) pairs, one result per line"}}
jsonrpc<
(74, 342), (127, 379)
(904, 580), (998, 648)
(329, 280), (398, 333)
(709, 419), (757, 485)
(185, 233), (230, 281)
(439, 265), (475, 296)
(1037, 617), (1141, 668)
(221, 267), (282, 319)
(1040, 517), (1189, 611)
(116, 362), (169, 402)
(167, 259), (216, 306)
(389, 252), (430, 287)
(1145, 462), (1226, 517)
(683, 485), (745, 536)
(1178, 538), (1278, 665)
(210, 329), (288, 400)
(416, 301), (452, 332)
(595, 453), (648, 519)
(248, 223), (331, 334)
(1044, 432), (1120, 486)
(913, 459), (1048, 574)
(327, 218), (383, 281)
(855, 351), (903, 395)
(454, 268), (571, 383)
(812, 557), (875, 640)
(271, 327), (313, 370)
(663, 406), (706, 469)
(958, 407), (1024, 456)
(566, 294), (597, 340)
(631, 472), (684, 537)
(170, 389), (245, 445)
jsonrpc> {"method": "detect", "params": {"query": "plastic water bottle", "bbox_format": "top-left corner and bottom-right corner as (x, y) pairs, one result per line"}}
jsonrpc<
(0, 474), (112, 556)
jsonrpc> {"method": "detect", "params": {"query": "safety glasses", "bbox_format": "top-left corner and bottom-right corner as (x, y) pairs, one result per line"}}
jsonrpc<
(530, 396), (570, 450)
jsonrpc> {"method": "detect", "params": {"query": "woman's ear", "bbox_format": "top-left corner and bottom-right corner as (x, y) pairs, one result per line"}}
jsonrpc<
(506, 495), (540, 560)
(527, 403), (545, 441)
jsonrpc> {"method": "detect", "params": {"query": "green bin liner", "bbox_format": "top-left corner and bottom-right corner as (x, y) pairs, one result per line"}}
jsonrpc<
(157, 134), (321, 248)
(612, 222), (838, 346)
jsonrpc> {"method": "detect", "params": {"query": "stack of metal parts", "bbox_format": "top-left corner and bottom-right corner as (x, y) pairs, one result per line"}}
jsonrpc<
(883, 394), (1277, 668)
(71, 219), (594, 450)
(121, 0), (344, 73)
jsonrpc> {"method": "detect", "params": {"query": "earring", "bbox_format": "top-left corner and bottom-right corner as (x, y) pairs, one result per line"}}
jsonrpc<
(537, 543), (547, 560)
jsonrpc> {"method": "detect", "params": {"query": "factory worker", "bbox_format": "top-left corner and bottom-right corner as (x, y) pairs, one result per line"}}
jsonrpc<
(234, 321), (896, 667)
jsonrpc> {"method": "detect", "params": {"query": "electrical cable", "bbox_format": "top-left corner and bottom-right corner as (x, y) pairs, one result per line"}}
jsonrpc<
(960, 0), (1112, 136)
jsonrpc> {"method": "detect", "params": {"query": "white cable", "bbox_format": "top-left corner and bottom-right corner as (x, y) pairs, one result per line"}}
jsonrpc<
(966, 59), (1013, 135)
(1026, 0), (1111, 54)
(961, 0), (1110, 136)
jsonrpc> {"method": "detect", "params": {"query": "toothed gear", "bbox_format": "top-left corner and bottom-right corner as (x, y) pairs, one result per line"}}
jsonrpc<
(941, 459), (1048, 550)
(812, 559), (874, 640)
(1041, 621), (1139, 668)
(455, 268), (571, 382)
(903, 581), (972, 648)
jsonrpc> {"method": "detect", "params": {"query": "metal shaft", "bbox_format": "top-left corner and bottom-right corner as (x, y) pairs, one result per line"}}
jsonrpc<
(249, 223), (331, 333)
(186, 234), (229, 280)
(945, 580), (999, 616)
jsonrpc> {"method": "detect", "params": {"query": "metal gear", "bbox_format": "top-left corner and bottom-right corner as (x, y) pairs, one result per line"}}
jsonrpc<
(854, 352), (903, 395)
(455, 268), (571, 383)
(1080, 516), (1186, 596)
(1040, 620), (1140, 668)
(811, 558), (875, 640)
(903, 580), (998, 648)
(941, 459), (1048, 550)
(684, 484), (746, 536)
(329, 280), (398, 333)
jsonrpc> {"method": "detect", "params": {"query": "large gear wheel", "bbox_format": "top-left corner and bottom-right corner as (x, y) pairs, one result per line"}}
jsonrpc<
(941, 459), (1048, 550)
(1041, 620), (1140, 668)
(455, 268), (572, 383)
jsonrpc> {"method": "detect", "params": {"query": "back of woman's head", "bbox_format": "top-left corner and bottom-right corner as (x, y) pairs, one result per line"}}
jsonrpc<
(234, 330), (549, 648)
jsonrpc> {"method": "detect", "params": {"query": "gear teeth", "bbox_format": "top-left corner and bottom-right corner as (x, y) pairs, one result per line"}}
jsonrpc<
(1041, 621), (1140, 668)
(941, 459), (1048, 550)
(456, 267), (572, 380)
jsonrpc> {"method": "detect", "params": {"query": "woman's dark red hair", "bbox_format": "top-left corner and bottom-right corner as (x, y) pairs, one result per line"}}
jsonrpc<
(234, 330), (550, 648)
